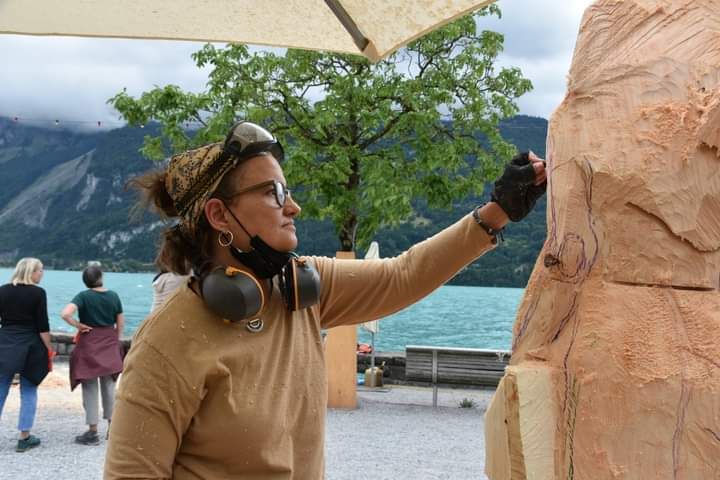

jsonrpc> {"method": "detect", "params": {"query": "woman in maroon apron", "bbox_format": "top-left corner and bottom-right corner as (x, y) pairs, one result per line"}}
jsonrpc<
(0, 257), (53, 452)
(61, 264), (124, 445)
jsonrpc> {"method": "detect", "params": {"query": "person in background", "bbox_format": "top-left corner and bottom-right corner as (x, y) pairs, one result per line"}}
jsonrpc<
(104, 121), (546, 478)
(60, 264), (124, 445)
(0, 257), (53, 453)
(150, 270), (190, 312)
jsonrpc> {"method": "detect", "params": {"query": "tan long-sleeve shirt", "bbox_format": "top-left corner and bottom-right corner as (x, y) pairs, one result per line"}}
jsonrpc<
(104, 213), (494, 479)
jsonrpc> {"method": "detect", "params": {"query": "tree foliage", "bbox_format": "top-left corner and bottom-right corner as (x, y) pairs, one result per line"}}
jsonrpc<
(110, 5), (531, 251)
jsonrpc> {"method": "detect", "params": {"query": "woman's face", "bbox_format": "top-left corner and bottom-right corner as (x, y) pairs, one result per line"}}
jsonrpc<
(225, 154), (301, 252)
(31, 264), (44, 284)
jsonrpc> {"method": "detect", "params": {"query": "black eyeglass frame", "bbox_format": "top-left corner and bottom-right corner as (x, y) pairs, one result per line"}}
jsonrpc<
(227, 180), (291, 209)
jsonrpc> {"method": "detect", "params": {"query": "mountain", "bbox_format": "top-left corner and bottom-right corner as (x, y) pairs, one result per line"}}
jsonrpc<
(0, 115), (548, 286)
(0, 119), (161, 270)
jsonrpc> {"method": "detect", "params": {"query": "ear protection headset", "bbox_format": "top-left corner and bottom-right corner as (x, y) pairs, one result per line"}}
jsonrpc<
(198, 120), (321, 330)
(200, 257), (321, 329)
(280, 255), (322, 312)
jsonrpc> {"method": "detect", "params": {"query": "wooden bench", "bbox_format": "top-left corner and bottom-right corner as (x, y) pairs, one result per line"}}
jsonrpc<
(405, 345), (510, 407)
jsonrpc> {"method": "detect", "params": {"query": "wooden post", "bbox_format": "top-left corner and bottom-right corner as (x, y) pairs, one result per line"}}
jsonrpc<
(325, 250), (357, 409)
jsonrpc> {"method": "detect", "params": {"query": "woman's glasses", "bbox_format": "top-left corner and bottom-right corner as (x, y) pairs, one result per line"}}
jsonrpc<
(229, 180), (291, 208)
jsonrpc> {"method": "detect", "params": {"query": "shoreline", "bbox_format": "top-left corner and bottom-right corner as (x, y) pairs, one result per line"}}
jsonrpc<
(0, 265), (530, 289)
(47, 333), (509, 390)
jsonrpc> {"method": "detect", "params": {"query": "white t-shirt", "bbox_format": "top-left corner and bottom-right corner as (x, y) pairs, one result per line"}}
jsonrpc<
(150, 273), (190, 312)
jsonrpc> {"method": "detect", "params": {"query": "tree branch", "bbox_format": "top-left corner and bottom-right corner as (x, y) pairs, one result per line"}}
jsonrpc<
(359, 111), (406, 150)
(269, 94), (332, 147)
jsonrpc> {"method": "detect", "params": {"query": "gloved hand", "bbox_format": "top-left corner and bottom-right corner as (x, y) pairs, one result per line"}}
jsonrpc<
(491, 152), (547, 222)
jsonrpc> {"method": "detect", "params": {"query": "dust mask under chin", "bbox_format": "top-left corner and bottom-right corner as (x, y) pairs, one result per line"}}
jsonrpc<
(229, 235), (294, 279)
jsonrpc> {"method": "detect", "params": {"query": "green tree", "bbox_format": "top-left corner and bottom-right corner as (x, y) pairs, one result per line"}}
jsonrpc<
(110, 5), (531, 252)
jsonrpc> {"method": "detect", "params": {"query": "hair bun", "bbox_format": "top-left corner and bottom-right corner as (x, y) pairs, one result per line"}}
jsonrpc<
(128, 170), (178, 218)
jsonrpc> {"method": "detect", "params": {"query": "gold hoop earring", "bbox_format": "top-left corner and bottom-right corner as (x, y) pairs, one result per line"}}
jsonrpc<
(218, 230), (234, 247)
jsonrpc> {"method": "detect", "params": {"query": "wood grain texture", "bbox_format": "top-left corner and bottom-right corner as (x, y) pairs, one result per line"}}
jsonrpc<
(486, 1), (720, 478)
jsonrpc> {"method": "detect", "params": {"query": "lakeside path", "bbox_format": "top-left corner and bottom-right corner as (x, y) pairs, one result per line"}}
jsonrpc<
(1, 360), (493, 479)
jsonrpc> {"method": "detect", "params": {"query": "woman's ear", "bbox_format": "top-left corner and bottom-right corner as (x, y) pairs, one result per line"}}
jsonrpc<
(204, 198), (231, 232)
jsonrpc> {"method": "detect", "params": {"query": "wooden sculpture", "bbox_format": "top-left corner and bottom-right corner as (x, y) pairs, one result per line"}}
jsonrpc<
(484, 1), (720, 478)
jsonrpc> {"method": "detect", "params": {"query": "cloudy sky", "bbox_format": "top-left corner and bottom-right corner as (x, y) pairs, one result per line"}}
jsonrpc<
(0, 0), (593, 130)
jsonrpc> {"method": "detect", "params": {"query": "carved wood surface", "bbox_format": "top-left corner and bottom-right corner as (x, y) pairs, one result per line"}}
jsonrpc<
(485, 1), (720, 478)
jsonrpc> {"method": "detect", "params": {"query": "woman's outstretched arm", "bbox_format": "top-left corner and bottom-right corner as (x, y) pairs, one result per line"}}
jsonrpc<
(314, 205), (503, 329)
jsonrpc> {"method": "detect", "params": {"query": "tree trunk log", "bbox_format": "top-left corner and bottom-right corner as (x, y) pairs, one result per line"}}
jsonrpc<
(485, 1), (720, 478)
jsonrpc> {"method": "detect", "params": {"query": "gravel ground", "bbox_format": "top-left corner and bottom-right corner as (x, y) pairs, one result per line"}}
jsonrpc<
(0, 360), (493, 479)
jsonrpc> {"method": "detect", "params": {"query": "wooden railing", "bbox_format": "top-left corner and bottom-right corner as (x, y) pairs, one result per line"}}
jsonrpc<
(405, 345), (510, 407)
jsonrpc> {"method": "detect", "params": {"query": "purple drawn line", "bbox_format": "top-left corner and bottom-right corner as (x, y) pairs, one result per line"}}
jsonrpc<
(556, 233), (587, 283)
(557, 158), (599, 461)
(560, 300), (582, 458)
(515, 138), (555, 350)
(516, 156), (599, 349)
(582, 158), (600, 271)
(547, 140), (559, 245)
(672, 382), (690, 480)
(552, 295), (579, 344)
(667, 289), (691, 480)
(703, 427), (720, 443)
(513, 294), (540, 352)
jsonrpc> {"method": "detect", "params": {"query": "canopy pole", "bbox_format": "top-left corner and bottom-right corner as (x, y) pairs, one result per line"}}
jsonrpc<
(324, 0), (369, 52)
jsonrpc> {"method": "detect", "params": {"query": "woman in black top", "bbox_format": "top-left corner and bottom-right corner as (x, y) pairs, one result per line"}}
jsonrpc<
(0, 257), (53, 452)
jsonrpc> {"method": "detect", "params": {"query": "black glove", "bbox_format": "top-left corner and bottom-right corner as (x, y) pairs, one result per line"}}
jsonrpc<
(490, 152), (547, 222)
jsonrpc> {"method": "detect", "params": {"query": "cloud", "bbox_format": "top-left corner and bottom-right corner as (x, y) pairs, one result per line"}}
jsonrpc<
(0, 0), (595, 128)
(484, 0), (592, 59)
(1, 35), (211, 129)
(480, 0), (594, 118)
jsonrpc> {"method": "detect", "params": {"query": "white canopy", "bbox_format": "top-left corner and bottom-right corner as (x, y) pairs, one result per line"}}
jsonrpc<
(0, 0), (495, 62)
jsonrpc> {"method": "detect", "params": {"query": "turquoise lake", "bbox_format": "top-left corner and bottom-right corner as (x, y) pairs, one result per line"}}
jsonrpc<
(0, 268), (524, 352)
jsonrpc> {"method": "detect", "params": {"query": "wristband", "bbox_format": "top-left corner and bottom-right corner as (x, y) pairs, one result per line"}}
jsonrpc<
(472, 205), (504, 244)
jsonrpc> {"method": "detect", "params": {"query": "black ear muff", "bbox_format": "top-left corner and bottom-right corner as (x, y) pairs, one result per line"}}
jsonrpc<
(201, 267), (265, 322)
(282, 258), (321, 311)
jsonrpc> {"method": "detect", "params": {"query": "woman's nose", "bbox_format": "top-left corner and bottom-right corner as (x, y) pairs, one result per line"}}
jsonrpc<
(284, 195), (301, 217)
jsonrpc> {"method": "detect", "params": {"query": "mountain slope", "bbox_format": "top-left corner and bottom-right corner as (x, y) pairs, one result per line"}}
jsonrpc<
(0, 119), (160, 268)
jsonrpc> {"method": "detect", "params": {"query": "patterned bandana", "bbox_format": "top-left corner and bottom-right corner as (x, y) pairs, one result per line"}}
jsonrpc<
(165, 143), (238, 236)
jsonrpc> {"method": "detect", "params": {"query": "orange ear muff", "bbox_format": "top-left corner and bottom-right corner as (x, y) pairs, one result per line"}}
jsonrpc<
(201, 267), (265, 323)
(282, 258), (321, 312)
